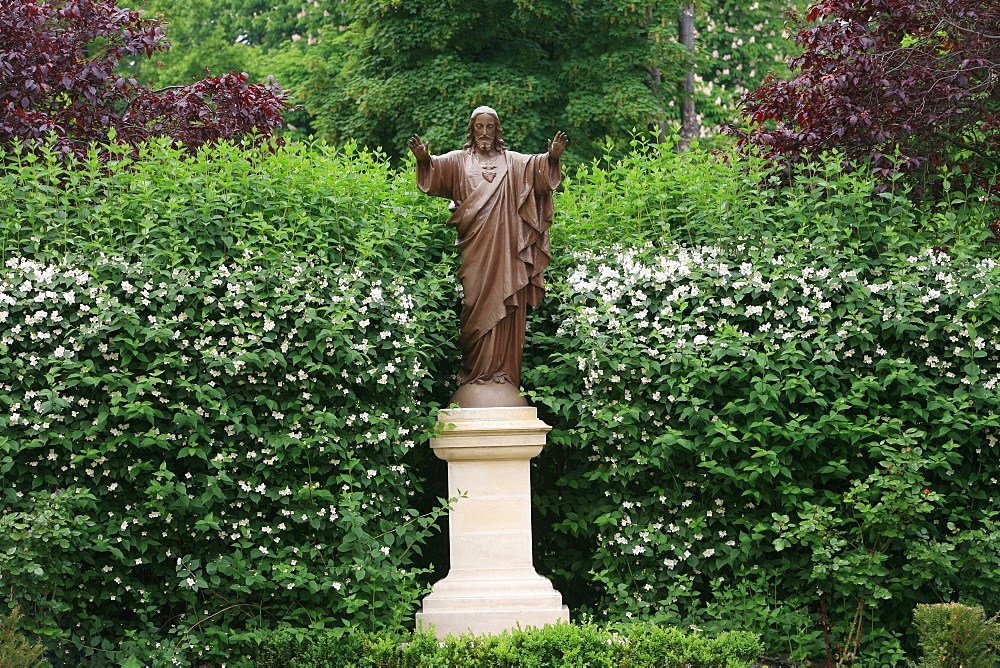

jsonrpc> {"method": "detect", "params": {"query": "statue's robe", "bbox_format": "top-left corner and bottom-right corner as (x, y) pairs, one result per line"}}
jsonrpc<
(416, 148), (561, 388)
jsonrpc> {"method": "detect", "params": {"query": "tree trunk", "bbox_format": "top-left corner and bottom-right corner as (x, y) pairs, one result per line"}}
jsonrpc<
(647, 7), (668, 144)
(678, 2), (698, 152)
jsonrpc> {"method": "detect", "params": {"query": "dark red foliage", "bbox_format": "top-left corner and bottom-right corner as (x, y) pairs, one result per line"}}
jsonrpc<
(0, 0), (290, 157)
(726, 0), (1000, 189)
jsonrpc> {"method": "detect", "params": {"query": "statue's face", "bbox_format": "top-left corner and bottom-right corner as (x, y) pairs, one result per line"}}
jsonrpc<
(472, 113), (497, 152)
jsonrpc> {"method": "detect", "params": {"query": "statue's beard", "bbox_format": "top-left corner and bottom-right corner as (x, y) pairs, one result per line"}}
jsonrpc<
(476, 138), (492, 153)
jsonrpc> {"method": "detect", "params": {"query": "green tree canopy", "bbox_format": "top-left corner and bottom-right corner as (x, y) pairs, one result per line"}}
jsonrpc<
(128, 0), (345, 82)
(119, 0), (808, 157)
(696, 0), (808, 128)
(305, 0), (691, 164)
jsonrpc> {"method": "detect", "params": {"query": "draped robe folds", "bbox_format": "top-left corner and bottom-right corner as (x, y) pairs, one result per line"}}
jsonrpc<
(416, 149), (561, 389)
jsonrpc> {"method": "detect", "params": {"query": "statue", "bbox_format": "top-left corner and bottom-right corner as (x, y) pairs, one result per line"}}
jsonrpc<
(410, 106), (567, 407)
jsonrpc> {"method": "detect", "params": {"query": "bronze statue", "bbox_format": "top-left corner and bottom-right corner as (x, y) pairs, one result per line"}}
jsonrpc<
(410, 106), (567, 407)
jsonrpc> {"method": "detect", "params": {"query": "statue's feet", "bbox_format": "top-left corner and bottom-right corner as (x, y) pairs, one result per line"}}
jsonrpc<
(451, 381), (528, 408)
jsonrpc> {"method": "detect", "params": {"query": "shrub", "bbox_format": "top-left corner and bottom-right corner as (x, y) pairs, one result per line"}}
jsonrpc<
(0, 607), (46, 668)
(0, 139), (460, 664)
(3, 137), (999, 665)
(253, 622), (763, 667)
(0, 489), (96, 642)
(527, 236), (1000, 662)
(914, 603), (1000, 668)
(526, 149), (1000, 664)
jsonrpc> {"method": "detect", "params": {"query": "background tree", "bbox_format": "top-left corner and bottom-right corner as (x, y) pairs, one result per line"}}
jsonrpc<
(120, 0), (345, 87)
(678, 2), (698, 150)
(123, 0), (262, 87)
(695, 0), (810, 129)
(727, 0), (1000, 191)
(1, 0), (291, 157)
(120, 0), (348, 139)
(118, 0), (809, 156)
(303, 0), (692, 164)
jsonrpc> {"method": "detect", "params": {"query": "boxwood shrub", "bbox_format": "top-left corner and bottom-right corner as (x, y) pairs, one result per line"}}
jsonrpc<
(253, 622), (764, 668)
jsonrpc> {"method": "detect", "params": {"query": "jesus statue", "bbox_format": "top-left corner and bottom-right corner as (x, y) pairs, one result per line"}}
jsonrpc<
(409, 106), (567, 407)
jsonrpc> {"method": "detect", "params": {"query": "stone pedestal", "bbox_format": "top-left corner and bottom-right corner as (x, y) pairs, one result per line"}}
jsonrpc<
(415, 407), (570, 637)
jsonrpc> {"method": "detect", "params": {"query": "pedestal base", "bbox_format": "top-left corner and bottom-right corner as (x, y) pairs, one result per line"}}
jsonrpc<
(416, 568), (569, 636)
(415, 407), (570, 637)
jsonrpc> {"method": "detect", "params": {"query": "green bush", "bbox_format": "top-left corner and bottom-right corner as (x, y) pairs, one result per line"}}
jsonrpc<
(2, 137), (999, 665)
(0, 137), (452, 268)
(527, 149), (1000, 664)
(0, 607), (47, 668)
(0, 489), (96, 642)
(914, 603), (1000, 668)
(527, 235), (1000, 662)
(0, 140), (461, 664)
(254, 622), (763, 667)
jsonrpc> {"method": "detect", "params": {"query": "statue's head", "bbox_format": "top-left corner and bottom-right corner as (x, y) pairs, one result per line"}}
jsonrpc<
(464, 106), (506, 154)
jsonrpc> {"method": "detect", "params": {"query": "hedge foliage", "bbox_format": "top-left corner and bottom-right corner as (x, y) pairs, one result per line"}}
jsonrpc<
(254, 622), (763, 668)
(527, 146), (1000, 663)
(529, 242), (1000, 662)
(2, 137), (999, 665)
(914, 603), (1000, 668)
(0, 139), (461, 664)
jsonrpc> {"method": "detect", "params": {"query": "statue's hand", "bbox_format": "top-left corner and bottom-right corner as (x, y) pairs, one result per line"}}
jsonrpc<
(548, 131), (568, 161)
(409, 134), (431, 164)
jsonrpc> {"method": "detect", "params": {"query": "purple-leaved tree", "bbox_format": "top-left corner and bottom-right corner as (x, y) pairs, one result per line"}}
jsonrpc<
(727, 0), (1000, 196)
(1, 0), (291, 157)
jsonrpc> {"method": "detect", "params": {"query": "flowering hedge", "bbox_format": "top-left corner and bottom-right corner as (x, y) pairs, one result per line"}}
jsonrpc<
(0, 141), (461, 664)
(2, 138), (999, 665)
(527, 239), (1000, 661)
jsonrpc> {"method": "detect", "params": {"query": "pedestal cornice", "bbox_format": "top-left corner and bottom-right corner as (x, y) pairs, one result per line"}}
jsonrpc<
(431, 407), (551, 461)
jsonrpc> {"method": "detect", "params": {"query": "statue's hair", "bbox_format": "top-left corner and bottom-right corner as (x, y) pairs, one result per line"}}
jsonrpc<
(463, 109), (506, 153)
